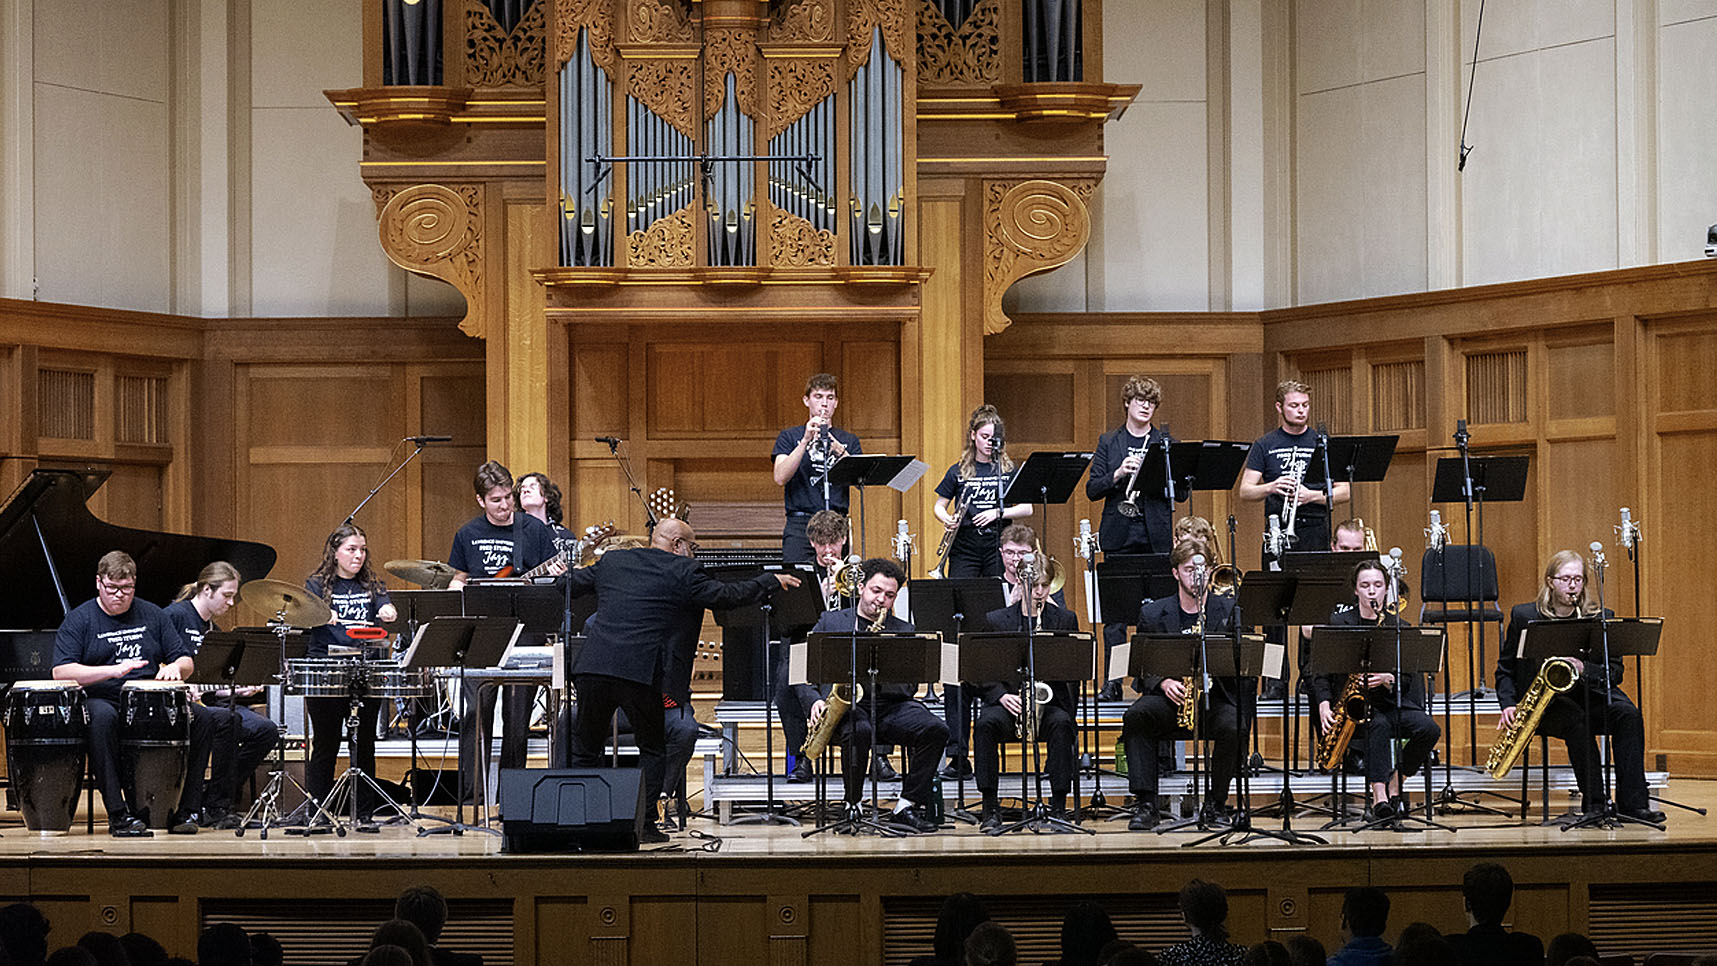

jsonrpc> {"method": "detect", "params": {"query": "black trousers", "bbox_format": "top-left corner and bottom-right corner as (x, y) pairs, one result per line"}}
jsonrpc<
(459, 682), (533, 799)
(940, 544), (997, 760)
(616, 704), (701, 808)
(572, 674), (667, 819)
(306, 696), (381, 807)
(1538, 689), (1649, 811)
(86, 695), (218, 818)
(769, 640), (810, 762)
(781, 514), (814, 566)
(1358, 708), (1441, 784)
(833, 699), (948, 805)
(200, 700), (278, 811)
(973, 703), (1075, 800)
(1122, 692), (1247, 805)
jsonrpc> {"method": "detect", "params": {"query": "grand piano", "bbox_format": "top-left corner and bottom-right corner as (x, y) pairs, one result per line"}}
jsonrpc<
(0, 468), (278, 680)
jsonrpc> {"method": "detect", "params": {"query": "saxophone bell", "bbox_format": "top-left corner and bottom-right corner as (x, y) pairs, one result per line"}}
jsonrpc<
(1015, 681), (1055, 742)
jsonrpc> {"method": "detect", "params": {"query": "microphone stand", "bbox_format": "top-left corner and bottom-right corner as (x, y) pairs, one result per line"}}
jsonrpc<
(601, 438), (659, 530)
(345, 438), (436, 525)
(1622, 516), (1704, 817)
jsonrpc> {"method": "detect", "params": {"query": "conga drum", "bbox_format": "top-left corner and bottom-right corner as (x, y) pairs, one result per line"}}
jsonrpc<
(119, 680), (191, 828)
(3, 681), (87, 833)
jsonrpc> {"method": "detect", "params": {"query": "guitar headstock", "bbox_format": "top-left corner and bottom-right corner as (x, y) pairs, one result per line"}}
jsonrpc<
(573, 521), (618, 565)
(647, 487), (690, 523)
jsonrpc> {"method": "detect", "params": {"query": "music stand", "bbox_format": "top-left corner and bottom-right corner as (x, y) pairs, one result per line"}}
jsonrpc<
(1086, 552), (1172, 817)
(713, 562), (820, 827)
(1519, 617), (1664, 831)
(1142, 440), (1250, 508)
(906, 578), (1007, 823)
(226, 628), (311, 839)
(1125, 633), (1214, 831)
(955, 630), (1096, 835)
(405, 615), (522, 836)
(799, 631), (941, 838)
(195, 629), (286, 834)
(1323, 434), (1397, 518)
(826, 455), (928, 557)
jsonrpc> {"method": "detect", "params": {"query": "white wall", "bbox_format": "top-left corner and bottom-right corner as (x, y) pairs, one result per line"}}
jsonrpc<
(1657, 6), (1717, 262)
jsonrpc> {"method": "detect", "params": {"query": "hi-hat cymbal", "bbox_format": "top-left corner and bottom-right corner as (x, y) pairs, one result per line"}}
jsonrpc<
(384, 559), (457, 589)
(239, 578), (332, 627)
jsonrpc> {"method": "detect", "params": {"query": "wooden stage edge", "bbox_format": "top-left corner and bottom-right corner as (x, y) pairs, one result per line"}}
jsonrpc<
(3, 781), (1717, 964)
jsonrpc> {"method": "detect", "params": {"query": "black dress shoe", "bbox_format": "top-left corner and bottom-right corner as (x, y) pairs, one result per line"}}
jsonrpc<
(1621, 805), (1667, 824)
(1097, 681), (1123, 702)
(872, 755), (900, 781)
(109, 812), (153, 838)
(168, 811), (201, 835)
(209, 810), (244, 831)
(788, 759), (813, 783)
(890, 805), (938, 834)
(1370, 799), (1396, 820)
(199, 806), (234, 829)
(1127, 803), (1159, 831)
(979, 806), (1003, 831)
(639, 825), (671, 844)
(936, 757), (970, 780)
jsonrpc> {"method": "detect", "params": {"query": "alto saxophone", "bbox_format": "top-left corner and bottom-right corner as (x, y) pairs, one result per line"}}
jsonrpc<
(1315, 673), (1370, 769)
(1015, 681), (1055, 742)
(1176, 603), (1206, 732)
(1486, 656), (1579, 778)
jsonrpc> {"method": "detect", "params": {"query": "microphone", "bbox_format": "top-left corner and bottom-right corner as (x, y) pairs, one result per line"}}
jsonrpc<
(595, 436), (621, 445)
(1454, 418), (1469, 445)
(1426, 509), (1447, 551)
(1589, 541), (1607, 567)
(1388, 547), (1403, 571)
(406, 435), (452, 443)
(1617, 507), (1637, 551)
(1077, 518), (1095, 559)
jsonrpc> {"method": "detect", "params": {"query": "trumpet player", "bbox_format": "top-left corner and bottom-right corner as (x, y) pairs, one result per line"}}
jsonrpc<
(1238, 380), (1350, 564)
(1121, 540), (1252, 830)
(1310, 559), (1440, 820)
(794, 558), (947, 833)
(973, 556), (1080, 829)
(774, 373), (862, 564)
(776, 509), (855, 783)
(1495, 551), (1661, 823)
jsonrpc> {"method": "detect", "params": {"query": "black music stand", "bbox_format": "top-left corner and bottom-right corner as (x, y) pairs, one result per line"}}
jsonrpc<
(1144, 440), (1250, 509)
(1323, 434), (1398, 520)
(462, 584), (574, 797)
(826, 455), (927, 558)
(800, 630), (941, 838)
(906, 578), (1006, 823)
(405, 615), (522, 837)
(1431, 449), (1527, 812)
(195, 629), (288, 834)
(1519, 617), (1664, 831)
(714, 562), (820, 828)
(1273, 550), (1373, 777)
(227, 627), (310, 839)
(956, 630), (1096, 835)
(1305, 627), (1374, 829)
(1086, 552), (1172, 816)
(1003, 451), (1092, 517)
(1126, 633), (1213, 832)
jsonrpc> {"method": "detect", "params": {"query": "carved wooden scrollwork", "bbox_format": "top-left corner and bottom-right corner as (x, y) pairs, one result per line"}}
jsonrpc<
(769, 210), (836, 266)
(627, 203), (695, 266)
(983, 179), (1094, 335)
(771, 0), (834, 43)
(703, 27), (760, 119)
(630, 0), (694, 43)
(846, 0), (912, 77)
(554, 0), (616, 69)
(765, 59), (836, 137)
(629, 59), (698, 138)
(916, 0), (998, 87)
(377, 184), (487, 338)
(467, 0), (547, 87)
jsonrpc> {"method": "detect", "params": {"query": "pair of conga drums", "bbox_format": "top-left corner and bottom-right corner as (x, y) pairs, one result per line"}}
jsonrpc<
(1, 680), (191, 833)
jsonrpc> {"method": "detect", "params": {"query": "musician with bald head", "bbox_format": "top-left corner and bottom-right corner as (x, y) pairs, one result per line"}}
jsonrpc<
(566, 518), (801, 841)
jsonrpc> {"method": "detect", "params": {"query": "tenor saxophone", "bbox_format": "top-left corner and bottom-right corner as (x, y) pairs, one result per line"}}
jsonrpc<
(1315, 673), (1370, 769)
(1015, 681), (1055, 742)
(1486, 657), (1579, 778)
(801, 683), (861, 759)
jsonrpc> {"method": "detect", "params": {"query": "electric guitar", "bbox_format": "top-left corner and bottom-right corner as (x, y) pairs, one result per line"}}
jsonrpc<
(491, 521), (616, 579)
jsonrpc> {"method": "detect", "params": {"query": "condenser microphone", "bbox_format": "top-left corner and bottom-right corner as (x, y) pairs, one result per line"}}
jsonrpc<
(1426, 509), (1447, 551)
(1617, 507), (1636, 551)
(405, 435), (452, 443)
(594, 436), (621, 445)
(1589, 541), (1606, 567)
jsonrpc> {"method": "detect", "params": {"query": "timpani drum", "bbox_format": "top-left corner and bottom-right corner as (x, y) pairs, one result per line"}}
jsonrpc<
(119, 680), (191, 829)
(3, 681), (87, 834)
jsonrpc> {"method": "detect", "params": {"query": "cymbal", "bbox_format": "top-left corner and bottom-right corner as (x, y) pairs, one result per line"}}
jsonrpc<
(239, 578), (332, 628)
(384, 558), (458, 589)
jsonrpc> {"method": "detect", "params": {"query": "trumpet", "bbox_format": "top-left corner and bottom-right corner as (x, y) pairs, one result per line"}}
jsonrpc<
(1115, 452), (1146, 518)
(806, 416), (832, 464)
(1264, 459), (1307, 556)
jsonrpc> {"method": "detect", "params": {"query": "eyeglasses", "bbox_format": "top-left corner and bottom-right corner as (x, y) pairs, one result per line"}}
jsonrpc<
(99, 579), (136, 597)
(1550, 574), (1585, 585)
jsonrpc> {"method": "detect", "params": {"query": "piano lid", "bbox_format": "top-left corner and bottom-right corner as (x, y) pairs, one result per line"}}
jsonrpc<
(0, 468), (277, 631)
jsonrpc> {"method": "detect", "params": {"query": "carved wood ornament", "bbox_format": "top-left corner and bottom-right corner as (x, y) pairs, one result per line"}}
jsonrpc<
(915, 0), (999, 87)
(376, 184), (487, 338)
(554, 0), (617, 70)
(983, 179), (1095, 335)
(771, 0), (834, 43)
(769, 210), (836, 266)
(627, 203), (696, 266)
(467, 0), (548, 87)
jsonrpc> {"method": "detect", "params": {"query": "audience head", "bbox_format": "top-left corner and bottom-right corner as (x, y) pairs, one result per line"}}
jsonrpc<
(1461, 862), (1515, 926)
(119, 932), (167, 966)
(359, 947), (415, 966)
(198, 923), (252, 966)
(42, 949), (94, 966)
(1284, 935), (1325, 966)
(394, 886), (450, 944)
(933, 893), (991, 964)
(1095, 939), (1137, 965)
(1545, 933), (1600, 966)
(1396, 922), (1442, 947)
(0, 902), (51, 966)
(1179, 879), (1231, 941)
(1059, 901), (1117, 966)
(1243, 940), (1290, 966)
(1394, 937), (1458, 966)
(1104, 948), (1159, 966)
(368, 921), (431, 966)
(1341, 886), (1390, 939)
(963, 921), (1015, 966)
(249, 933), (283, 966)
(72, 934), (125, 966)
(1687, 956), (1717, 966)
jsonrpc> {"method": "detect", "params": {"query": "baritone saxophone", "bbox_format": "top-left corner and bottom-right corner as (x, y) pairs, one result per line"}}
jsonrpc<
(1485, 657), (1579, 778)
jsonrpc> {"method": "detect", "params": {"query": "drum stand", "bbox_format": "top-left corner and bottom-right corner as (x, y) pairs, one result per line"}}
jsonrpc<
(239, 621), (336, 839)
(319, 664), (418, 835)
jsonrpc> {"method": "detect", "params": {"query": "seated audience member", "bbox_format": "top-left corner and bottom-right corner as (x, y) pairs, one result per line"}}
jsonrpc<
(43, 949), (96, 966)
(1104, 948), (1160, 966)
(1054, 902), (1118, 966)
(120, 932), (168, 966)
(0, 902), (52, 966)
(1328, 887), (1392, 966)
(198, 923), (254, 966)
(1158, 880), (1246, 966)
(1544, 933), (1598, 966)
(395, 885), (482, 966)
(73, 933), (126, 966)
(364, 922), (431, 966)
(361, 948), (416, 966)
(908, 893), (991, 966)
(1559, 958), (1599, 966)
(965, 922), (1016, 966)
(1242, 940), (1289, 965)
(250, 933), (285, 966)
(1689, 956), (1717, 966)
(1447, 863), (1544, 966)
(1096, 940), (1140, 965)
(1284, 935), (1324, 966)
(1395, 935), (1459, 966)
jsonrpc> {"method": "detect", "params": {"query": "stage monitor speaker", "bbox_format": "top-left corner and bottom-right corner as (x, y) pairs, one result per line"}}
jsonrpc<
(498, 767), (647, 853)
